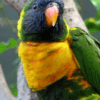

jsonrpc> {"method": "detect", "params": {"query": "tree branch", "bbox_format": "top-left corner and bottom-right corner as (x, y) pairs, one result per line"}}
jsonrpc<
(0, 64), (16, 100)
(63, 0), (88, 32)
(4, 0), (30, 13)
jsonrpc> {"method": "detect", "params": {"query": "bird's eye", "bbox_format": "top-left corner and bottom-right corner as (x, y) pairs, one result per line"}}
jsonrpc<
(49, 2), (53, 6)
(33, 5), (37, 11)
(48, 2), (59, 8)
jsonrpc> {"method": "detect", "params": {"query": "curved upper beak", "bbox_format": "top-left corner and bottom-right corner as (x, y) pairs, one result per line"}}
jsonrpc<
(45, 3), (59, 27)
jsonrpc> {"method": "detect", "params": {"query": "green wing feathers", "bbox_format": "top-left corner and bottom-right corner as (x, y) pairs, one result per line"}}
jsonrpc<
(70, 27), (100, 94)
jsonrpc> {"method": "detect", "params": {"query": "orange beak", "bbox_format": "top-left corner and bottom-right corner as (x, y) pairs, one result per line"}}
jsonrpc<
(45, 5), (59, 27)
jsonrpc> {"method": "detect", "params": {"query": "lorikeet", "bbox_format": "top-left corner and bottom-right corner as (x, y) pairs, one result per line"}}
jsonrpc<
(18, 0), (100, 99)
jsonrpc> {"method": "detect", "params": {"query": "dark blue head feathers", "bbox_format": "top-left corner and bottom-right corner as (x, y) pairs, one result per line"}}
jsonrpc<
(20, 0), (67, 42)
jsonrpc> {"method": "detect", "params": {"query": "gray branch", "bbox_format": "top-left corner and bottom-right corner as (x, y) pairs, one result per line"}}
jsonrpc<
(63, 0), (89, 32)
(0, 64), (16, 100)
(4, 0), (30, 13)
(0, 0), (89, 100)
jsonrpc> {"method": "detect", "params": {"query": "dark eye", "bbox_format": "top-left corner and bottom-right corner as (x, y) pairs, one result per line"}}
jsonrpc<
(33, 5), (37, 11)
(49, 2), (53, 6)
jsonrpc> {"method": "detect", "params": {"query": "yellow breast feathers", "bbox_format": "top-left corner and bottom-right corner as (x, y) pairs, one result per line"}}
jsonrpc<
(18, 40), (78, 91)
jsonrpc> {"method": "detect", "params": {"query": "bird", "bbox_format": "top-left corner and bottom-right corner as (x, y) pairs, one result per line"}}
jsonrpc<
(17, 0), (100, 99)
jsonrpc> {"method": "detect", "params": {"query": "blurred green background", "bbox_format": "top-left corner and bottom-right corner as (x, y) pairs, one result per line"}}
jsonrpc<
(0, 0), (100, 97)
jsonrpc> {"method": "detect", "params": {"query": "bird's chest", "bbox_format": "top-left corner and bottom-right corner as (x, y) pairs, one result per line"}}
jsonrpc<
(18, 40), (78, 91)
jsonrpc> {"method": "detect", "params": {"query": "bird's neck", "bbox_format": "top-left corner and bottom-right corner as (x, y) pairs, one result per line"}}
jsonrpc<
(36, 69), (97, 100)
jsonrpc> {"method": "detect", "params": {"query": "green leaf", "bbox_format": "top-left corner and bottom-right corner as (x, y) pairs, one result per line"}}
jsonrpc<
(0, 43), (7, 53)
(9, 83), (18, 97)
(0, 38), (17, 54)
(91, 0), (100, 3)
(85, 18), (100, 34)
(9, 38), (17, 47)
(90, 0), (100, 18)
(95, 20), (100, 25)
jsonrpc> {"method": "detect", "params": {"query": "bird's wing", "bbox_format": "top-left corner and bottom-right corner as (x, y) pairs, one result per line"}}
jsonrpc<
(68, 27), (100, 93)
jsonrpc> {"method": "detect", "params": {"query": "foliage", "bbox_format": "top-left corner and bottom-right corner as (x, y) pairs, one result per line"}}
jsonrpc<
(85, 0), (100, 38)
(0, 38), (17, 54)
(0, 38), (18, 97)
(0, 0), (18, 96)
(9, 83), (18, 97)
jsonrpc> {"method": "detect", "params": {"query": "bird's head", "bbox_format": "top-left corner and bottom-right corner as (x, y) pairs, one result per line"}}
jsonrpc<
(18, 0), (69, 42)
